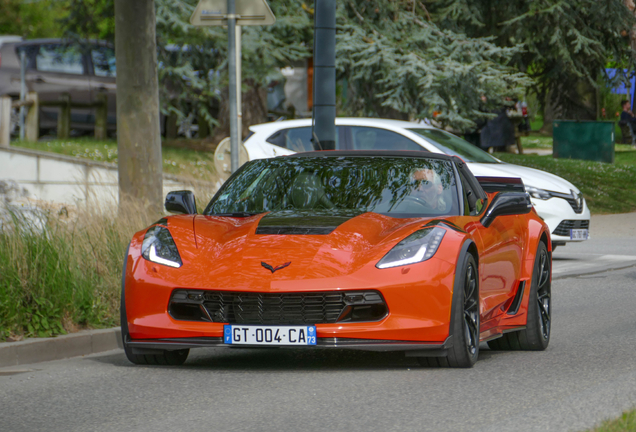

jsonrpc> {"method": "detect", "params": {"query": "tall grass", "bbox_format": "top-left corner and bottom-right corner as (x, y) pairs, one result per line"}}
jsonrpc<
(0, 203), (155, 341)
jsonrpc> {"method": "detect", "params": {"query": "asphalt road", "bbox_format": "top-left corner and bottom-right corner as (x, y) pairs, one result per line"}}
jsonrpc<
(1, 228), (635, 432)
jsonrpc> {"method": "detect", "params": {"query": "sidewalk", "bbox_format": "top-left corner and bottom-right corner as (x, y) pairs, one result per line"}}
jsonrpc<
(0, 328), (122, 368)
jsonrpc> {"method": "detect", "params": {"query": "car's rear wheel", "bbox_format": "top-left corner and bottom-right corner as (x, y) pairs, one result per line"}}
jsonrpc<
(418, 253), (480, 368)
(120, 247), (189, 366)
(487, 241), (551, 351)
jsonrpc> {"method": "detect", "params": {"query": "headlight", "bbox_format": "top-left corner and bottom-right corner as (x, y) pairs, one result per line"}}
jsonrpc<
(376, 227), (446, 269)
(141, 225), (182, 268)
(525, 186), (551, 200)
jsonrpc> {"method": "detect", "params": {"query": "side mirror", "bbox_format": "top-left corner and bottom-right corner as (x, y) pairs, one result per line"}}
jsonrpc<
(165, 191), (197, 215)
(480, 192), (531, 228)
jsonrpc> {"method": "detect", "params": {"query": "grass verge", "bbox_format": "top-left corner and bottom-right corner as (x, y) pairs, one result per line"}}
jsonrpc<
(588, 409), (636, 431)
(12, 137), (218, 181)
(494, 147), (636, 214)
(0, 204), (154, 341)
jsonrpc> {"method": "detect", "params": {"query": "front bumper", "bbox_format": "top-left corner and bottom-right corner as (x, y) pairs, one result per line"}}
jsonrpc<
(125, 256), (458, 345)
(125, 335), (454, 353)
(531, 196), (591, 243)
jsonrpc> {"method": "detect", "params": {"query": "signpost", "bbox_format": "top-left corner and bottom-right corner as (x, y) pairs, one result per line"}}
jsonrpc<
(191, 0), (275, 173)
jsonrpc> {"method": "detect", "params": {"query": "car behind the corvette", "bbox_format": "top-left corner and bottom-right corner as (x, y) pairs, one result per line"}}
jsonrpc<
(121, 151), (552, 368)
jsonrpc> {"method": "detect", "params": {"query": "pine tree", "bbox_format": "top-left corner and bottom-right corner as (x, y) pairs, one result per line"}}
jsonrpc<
(336, 1), (531, 131)
(428, 0), (636, 122)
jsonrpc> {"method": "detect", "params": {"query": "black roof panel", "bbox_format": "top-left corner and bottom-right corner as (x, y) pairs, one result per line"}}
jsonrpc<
(284, 150), (456, 161)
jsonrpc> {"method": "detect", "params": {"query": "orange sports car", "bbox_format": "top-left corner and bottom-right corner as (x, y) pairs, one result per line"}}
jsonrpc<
(121, 151), (552, 368)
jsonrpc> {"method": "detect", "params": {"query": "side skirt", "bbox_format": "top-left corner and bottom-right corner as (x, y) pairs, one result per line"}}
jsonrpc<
(479, 326), (527, 343)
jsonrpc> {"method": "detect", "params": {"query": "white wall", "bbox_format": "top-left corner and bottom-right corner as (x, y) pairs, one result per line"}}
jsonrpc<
(0, 146), (218, 207)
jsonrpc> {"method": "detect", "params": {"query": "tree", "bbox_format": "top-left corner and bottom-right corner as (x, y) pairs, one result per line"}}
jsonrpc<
(336, 1), (531, 131)
(0, 0), (67, 38)
(428, 0), (636, 123)
(115, 0), (163, 214)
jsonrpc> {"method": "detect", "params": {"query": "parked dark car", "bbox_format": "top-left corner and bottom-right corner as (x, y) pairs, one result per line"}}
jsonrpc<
(0, 38), (116, 134)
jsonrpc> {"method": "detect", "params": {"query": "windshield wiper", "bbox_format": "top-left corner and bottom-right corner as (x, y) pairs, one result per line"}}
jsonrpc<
(210, 212), (261, 217)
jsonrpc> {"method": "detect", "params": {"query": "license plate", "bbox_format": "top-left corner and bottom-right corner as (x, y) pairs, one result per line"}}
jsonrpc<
(570, 229), (589, 240)
(223, 325), (317, 346)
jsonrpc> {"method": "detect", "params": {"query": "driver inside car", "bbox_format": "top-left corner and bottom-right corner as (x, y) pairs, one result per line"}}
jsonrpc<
(409, 168), (448, 213)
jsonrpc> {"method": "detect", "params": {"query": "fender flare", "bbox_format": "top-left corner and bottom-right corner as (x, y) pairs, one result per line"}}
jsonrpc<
(448, 238), (478, 346)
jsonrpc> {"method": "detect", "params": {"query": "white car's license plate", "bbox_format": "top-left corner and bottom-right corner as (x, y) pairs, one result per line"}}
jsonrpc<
(223, 325), (317, 346)
(570, 229), (589, 240)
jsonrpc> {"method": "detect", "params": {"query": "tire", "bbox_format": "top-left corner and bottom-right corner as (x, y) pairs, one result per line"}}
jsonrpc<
(120, 246), (189, 366)
(418, 253), (480, 368)
(487, 241), (551, 351)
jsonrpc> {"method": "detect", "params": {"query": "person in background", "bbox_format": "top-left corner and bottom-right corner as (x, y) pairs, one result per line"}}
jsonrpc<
(619, 100), (636, 146)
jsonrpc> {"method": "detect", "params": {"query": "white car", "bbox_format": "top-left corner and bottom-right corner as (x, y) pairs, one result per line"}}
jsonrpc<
(243, 118), (590, 247)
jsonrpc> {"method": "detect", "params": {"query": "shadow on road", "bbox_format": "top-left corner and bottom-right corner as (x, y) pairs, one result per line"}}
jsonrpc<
(90, 344), (511, 371)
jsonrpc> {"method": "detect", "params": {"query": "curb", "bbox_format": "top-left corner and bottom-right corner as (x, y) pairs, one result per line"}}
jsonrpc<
(0, 327), (122, 368)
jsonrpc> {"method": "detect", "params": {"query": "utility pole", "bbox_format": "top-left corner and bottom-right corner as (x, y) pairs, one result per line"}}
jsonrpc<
(312, 0), (336, 150)
(191, 0), (275, 172)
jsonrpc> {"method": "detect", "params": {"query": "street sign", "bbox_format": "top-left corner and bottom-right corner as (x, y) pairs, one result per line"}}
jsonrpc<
(190, 0), (276, 26)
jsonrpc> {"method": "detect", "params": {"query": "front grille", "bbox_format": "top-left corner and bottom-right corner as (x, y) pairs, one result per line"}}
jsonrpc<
(169, 290), (387, 325)
(205, 291), (345, 324)
(552, 219), (590, 236)
(563, 197), (584, 214)
(549, 191), (584, 214)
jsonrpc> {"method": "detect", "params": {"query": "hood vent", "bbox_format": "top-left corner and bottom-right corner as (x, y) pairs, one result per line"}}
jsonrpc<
(255, 210), (362, 235)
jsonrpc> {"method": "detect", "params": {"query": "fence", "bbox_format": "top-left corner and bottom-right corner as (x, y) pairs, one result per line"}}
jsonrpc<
(0, 92), (109, 147)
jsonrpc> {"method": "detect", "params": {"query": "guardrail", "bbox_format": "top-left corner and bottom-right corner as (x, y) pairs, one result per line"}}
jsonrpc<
(0, 92), (108, 147)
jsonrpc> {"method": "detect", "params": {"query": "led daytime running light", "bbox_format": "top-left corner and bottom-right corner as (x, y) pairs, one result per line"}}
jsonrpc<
(377, 227), (446, 269)
(141, 225), (183, 268)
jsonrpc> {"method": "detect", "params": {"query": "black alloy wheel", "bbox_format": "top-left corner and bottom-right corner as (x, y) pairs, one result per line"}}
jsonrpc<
(418, 253), (480, 368)
(535, 245), (551, 342)
(487, 241), (551, 351)
(462, 261), (480, 358)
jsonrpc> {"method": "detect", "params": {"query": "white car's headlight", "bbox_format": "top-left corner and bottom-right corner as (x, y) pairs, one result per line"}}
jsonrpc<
(525, 186), (551, 200)
(141, 225), (182, 268)
(377, 227), (446, 269)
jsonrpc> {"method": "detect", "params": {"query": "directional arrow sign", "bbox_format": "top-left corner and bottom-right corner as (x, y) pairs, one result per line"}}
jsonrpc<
(190, 0), (276, 26)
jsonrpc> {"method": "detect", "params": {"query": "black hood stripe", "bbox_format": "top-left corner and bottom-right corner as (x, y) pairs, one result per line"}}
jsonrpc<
(255, 210), (363, 235)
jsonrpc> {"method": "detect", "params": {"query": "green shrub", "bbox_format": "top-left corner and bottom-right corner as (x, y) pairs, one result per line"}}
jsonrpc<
(0, 205), (151, 341)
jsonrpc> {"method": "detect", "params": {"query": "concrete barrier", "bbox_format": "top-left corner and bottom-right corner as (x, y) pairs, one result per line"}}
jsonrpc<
(0, 146), (218, 206)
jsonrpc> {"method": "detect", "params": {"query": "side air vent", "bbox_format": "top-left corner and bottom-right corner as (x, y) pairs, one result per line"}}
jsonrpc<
(507, 281), (526, 315)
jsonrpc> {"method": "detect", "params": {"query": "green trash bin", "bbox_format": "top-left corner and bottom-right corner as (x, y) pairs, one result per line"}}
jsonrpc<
(552, 120), (615, 163)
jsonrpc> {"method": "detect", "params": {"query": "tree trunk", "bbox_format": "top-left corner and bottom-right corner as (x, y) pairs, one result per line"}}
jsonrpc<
(212, 81), (268, 144)
(115, 0), (163, 215)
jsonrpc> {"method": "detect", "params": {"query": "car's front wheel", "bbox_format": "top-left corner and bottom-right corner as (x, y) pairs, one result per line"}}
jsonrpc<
(488, 241), (551, 351)
(418, 253), (480, 368)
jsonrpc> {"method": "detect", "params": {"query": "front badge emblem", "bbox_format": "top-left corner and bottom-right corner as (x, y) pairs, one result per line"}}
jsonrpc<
(261, 261), (291, 273)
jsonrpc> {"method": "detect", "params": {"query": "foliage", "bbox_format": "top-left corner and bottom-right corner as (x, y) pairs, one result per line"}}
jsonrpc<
(0, 0), (67, 39)
(429, 0), (636, 119)
(337, 1), (532, 131)
(60, 0), (115, 42)
(57, 0), (313, 134)
(0, 205), (144, 341)
(495, 148), (636, 214)
(589, 408), (636, 432)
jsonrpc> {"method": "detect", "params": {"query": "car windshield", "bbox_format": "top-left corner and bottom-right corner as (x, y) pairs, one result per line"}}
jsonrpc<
(205, 156), (460, 217)
(408, 128), (500, 164)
